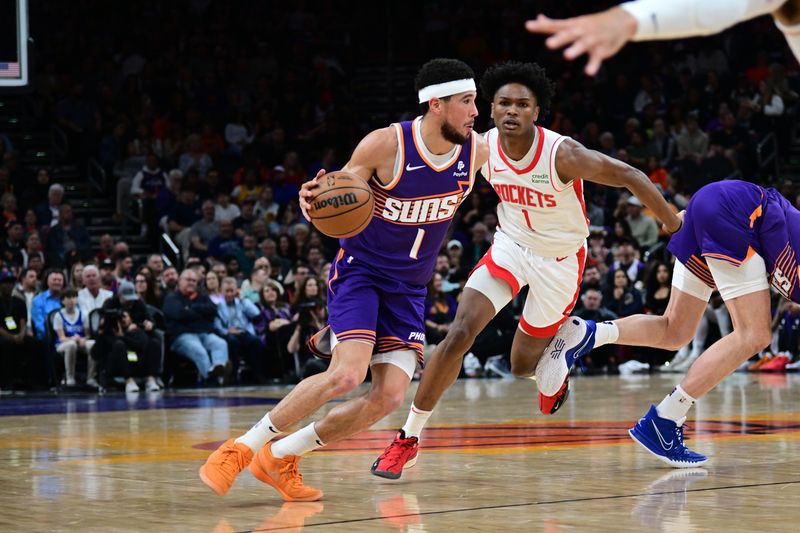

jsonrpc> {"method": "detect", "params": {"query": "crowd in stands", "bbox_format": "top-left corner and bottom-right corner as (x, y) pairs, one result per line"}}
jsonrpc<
(2, 1), (800, 392)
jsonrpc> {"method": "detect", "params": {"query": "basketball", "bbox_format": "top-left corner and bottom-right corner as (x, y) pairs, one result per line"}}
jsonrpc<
(307, 171), (375, 238)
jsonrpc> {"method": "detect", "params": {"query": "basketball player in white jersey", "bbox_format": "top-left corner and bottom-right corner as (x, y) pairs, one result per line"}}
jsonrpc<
(371, 61), (682, 479)
(526, 0), (800, 76)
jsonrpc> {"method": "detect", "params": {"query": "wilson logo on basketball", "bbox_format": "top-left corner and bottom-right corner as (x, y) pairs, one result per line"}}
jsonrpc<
(313, 192), (359, 210)
(382, 194), (460, 223)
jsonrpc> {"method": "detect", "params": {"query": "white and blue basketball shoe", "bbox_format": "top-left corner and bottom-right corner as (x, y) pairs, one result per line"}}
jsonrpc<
(629, 405), (708, 468)
(535, 317), (597, 397)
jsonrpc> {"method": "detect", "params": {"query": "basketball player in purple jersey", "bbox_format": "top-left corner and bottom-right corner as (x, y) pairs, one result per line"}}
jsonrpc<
(199, 58), (489, 501)
(371, 61), (682, 479)
(538, 179), (800, 466)
(526, 0), (800, 76)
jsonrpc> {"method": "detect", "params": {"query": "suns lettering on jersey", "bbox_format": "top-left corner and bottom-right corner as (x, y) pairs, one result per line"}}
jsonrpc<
(381, 194), (461, 223)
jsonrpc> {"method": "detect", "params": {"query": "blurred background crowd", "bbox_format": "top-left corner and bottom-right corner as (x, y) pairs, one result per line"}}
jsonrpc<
(1, 0), (800, 393)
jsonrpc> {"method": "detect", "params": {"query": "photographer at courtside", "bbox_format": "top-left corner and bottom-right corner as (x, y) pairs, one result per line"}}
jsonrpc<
(94, 280), (162, 392)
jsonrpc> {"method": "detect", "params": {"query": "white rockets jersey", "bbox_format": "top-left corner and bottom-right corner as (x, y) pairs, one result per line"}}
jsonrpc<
(481, 126), (589, 258)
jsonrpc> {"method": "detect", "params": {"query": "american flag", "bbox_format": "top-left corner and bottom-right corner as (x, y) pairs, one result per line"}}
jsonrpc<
(0, 63), (21, 78)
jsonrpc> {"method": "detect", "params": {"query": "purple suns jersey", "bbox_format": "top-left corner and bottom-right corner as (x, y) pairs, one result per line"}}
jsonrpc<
(340, 117), (477, 286)
(668, 180), (800, 303)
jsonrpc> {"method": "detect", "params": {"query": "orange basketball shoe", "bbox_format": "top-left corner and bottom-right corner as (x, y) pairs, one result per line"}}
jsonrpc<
(199, 438), (254, 496)
(248, 442), (323, 502)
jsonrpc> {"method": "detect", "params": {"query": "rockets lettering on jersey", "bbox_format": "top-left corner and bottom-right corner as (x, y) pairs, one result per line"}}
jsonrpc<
(341, 117), (476, 286)
(481, 126), (588, 258)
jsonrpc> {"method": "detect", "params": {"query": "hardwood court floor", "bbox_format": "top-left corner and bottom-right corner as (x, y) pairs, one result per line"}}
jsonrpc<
(2, 373), (800, 532)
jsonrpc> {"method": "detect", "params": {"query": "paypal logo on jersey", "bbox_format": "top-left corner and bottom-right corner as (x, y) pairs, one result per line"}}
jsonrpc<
(453, 160), (468, 178)
(382, 194), (460, 223)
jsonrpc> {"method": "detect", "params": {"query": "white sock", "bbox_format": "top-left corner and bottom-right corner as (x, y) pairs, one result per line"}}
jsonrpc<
(401, 404), (432, 438)
(271, 423), (324, 458)
(656, 385), (696, 422)
(235, 412), (282, 453)
(593, 321), (619, 347)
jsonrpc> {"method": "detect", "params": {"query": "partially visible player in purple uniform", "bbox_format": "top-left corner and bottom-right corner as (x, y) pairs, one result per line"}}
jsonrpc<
(199, 58), (489, 501)
(537, 179), (800, 467)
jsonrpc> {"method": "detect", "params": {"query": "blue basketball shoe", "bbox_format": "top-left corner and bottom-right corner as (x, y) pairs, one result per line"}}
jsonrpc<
(629, 405), (708, 468)
(535, 317), (597, 397)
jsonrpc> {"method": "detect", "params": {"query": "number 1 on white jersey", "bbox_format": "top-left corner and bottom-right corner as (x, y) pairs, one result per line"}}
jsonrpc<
(409, 228), (426, 259)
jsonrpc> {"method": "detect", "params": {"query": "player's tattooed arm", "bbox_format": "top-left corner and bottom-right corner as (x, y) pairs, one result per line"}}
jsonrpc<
(555, 138), (682, 234)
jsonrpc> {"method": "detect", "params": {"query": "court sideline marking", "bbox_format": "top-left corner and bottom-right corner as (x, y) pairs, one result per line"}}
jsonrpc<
(239, 478), (800, 531)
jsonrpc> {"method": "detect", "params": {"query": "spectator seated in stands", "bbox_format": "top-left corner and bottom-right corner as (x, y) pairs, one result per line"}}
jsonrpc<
(52, 288), (95, 387)
(189, 200), (220, 258)
(167, 187), (201, 259)
(146, 254), (164, 280)
(232, 199), (257, 239)
(574, 288), (619, 373)
(95, 233), (114, 263)
(1, 220), (25, 266)
(241, 264), (271, 304)
(130, 152), (167, 238)
(604, 269), (645, 319)
(45, 203), (93, 268)
(625, 196), (659, 251)
(234, 234), (262, 277)
(214, 277), (265, 383)
(160, 265), (179, 293)
(203, 270), (224, 304)
(214, 192), (240, 222)
(425, 272), (457, 346)
(284, 262), (310, 304)
(31, 269), (64, 342)
(463, 222), (491, 272)
(77, 265), (112, 320)
(21, 232), (45, 270)
(292, 275), (325, 315)
(113, 251), (134, 286)
(254, 280), (293, 370)
(0, 271), (40, 390)
(287, 298), (328, 380)
(95, 280), (162, 393)
(34, 183), (64, 229)
(31, 269), (65, 385)
(163, 269), (229, 384)
(12, 267), (39, 330)
(134, 269), (162, 308)
(208, 219), (241, 262)
(254, 186), (279, 223)
(607, 237), (646, 287)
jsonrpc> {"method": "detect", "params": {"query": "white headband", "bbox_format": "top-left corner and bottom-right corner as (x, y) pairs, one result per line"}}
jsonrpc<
(418, 78), (476, 104)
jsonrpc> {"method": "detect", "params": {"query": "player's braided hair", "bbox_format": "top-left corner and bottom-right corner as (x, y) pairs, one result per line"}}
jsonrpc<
(480, 61), (555, 115)
(415, 58), (476, 114)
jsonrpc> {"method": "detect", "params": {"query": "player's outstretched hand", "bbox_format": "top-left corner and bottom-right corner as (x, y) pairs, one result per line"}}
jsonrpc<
(299, 169), (324, 222)
(525, 7), (637, 76)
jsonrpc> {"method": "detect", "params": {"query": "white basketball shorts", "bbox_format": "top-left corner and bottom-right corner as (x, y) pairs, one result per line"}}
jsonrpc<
(465, 230), (586, 338)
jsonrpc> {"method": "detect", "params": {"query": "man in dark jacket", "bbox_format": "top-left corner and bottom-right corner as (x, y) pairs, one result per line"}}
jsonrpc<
(163, 268), (229, 383)
(45, 203), (93, 268)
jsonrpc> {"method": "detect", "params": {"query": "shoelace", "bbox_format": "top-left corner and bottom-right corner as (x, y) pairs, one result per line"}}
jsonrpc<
(220, 445), (248, 476)
(380, 438), (417, 468)
(675, 423), (693, 448)
(280, 457), (305, 487)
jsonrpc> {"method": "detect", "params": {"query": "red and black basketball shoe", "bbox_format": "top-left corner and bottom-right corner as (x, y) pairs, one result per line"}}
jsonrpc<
(538, 377), (570, 415)
(370, 430), (419, 479)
